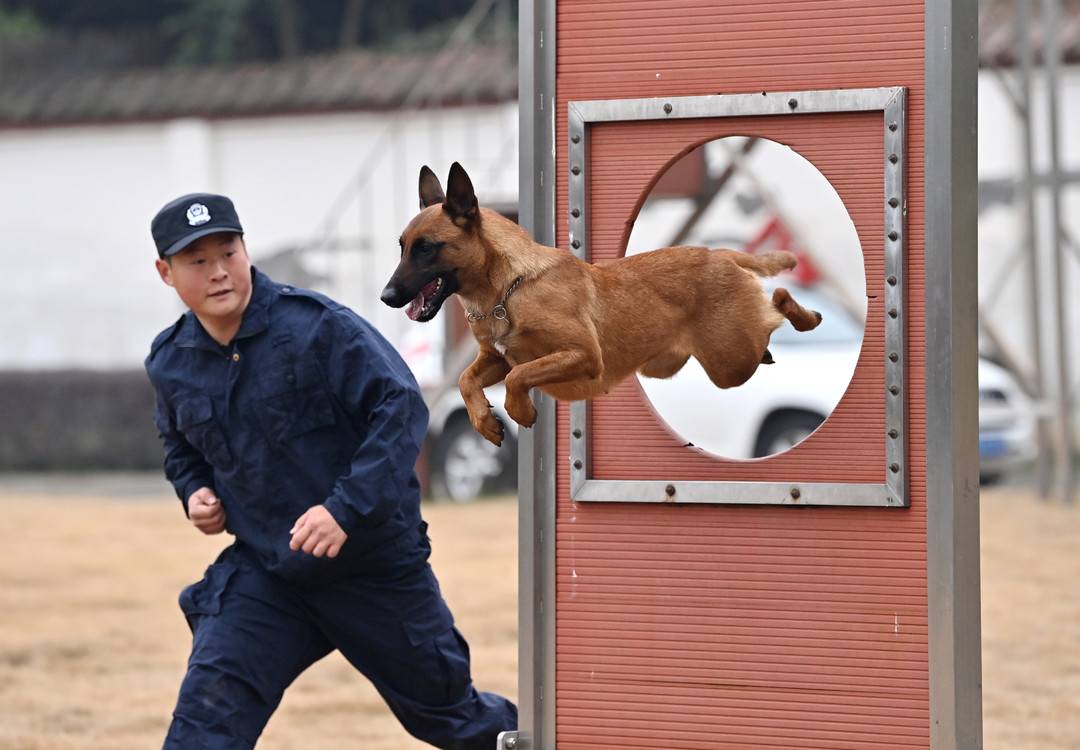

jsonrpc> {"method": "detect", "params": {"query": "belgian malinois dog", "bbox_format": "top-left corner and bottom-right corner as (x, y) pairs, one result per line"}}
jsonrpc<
(381, 163), (822, 446)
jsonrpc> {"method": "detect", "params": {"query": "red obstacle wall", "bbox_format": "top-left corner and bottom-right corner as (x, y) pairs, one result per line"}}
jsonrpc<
(553, 1), (930, 747)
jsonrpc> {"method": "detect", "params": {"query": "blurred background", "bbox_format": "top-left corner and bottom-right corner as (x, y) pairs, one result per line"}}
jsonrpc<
(0, 1), (1077, 747)
(0, 0), (520, 502)
(0, 0), (1076, 501)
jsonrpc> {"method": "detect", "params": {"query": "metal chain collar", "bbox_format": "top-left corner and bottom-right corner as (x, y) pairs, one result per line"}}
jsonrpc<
(466, 275), (525, 325)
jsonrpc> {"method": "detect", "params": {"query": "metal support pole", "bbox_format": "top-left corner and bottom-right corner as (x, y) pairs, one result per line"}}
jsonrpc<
(518, 1), (558, 747)
(926, 1), (983, 746)
(1017, 0), (1053, 497)
(1041, 0), (1075, 503)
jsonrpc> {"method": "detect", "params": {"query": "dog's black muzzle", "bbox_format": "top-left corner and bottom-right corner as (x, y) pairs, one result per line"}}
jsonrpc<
(380, 284), (409, 308)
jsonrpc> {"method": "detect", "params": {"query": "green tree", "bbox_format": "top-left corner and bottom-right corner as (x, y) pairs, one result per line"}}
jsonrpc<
(0, 5), (44, 38)
(1, 0), (499, 68)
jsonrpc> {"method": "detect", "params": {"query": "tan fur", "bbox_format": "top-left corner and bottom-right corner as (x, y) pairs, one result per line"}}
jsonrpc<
(386, 165), (822, 446)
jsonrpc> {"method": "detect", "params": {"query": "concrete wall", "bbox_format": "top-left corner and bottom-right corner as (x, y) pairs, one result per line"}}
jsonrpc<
(1, 66), (1078, 470)
(977, 67), (1080, 401)
(2, 74), (1076, 380)
(0, 370), (158, 470)
(0, 103), (518, 372)
(0, 103), (517, 470)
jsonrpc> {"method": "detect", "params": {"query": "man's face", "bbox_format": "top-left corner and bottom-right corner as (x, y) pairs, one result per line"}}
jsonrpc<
(155, 233), (252, 324)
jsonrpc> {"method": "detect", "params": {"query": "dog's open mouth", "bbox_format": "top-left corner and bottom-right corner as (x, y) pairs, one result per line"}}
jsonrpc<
(406, 276), (449, 322)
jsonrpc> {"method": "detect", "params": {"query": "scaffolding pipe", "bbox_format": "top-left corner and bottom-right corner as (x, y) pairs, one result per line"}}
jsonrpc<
(1017, 0), (1053, 496)
(1041, 0), (1075, 503)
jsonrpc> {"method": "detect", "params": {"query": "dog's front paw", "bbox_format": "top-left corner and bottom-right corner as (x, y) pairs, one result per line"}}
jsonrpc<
(470, 410), (505, 446)
(505, 392), (537, 428)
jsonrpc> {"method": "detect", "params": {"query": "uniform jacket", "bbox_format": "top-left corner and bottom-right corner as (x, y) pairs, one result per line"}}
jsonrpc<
(145, 267), (429, 584)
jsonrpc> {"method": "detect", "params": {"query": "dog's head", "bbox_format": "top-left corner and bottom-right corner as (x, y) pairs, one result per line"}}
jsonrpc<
(380, 162), (484, 322)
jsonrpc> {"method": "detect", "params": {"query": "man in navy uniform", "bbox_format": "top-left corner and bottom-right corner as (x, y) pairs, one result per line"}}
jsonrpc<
(146, 193), (516, 749)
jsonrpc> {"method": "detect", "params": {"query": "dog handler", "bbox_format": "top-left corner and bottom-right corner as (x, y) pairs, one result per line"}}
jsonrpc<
(145, 193), (517, 749)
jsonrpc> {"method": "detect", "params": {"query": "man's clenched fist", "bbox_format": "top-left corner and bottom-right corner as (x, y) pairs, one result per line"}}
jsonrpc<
(188, 487), (227, 535)
(289, 505), (347, 558)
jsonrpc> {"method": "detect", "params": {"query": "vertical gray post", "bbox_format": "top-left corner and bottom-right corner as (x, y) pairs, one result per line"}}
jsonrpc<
(1016, 0), (1053, 498)
(925, 1), (983, 748)
(516, 0), (557, 747)
(1041, 0), (1075, 504)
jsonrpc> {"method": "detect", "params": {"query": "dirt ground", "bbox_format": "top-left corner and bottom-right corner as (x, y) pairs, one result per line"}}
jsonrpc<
(0, 479), (1076, 749)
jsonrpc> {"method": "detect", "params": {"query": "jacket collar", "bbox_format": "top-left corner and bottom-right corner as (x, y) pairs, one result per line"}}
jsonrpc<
(175, 266), (273, 351)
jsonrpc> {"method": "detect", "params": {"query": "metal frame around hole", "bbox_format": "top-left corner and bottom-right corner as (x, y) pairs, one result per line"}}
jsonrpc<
(567, 87), (908, 507)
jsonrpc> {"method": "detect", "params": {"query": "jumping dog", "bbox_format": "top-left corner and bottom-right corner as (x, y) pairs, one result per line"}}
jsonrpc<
(381, 163), (822, 446)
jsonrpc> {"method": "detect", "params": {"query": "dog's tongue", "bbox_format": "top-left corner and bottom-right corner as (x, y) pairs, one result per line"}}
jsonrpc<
(405, 279), (441, 321)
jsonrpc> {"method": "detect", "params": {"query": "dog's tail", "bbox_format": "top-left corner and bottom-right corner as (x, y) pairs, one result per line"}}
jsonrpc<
(726, 250), (797, 277)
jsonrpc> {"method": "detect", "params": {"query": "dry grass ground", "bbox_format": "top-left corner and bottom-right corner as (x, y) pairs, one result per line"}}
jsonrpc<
(0, 480), (1076, 749)
(0, 478), (517, 750)
(980, 486), (1080, 749)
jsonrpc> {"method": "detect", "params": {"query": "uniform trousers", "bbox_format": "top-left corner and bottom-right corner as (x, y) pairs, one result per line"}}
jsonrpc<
(163, 527), (516, 749)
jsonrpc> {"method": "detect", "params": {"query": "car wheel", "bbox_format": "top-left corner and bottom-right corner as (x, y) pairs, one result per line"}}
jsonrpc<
(753, 410), (826, 458)
(432, 414), (514, 503)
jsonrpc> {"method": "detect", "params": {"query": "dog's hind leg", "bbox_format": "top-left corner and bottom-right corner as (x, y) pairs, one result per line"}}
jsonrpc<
(772, 287), (823, 332)
(638, 350), (692, 379)
(726, 250), (797, 277)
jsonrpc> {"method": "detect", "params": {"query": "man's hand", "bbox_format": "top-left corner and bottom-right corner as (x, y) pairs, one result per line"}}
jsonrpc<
(188, 487), (227, 535)
(289, 506), (347, 558)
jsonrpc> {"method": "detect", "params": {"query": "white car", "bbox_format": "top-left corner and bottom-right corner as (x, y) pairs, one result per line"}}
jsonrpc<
(638, 285), (863, 459)
(977, 357), (1036, 483)
(643, 285), (1037, 473)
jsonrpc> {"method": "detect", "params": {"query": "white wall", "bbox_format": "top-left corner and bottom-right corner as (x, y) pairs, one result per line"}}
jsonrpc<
(0, 103), (517, 371)
(977, 67), (1080, 399)
(2, 123), (175, 369)
(2, 70), (1078, 393)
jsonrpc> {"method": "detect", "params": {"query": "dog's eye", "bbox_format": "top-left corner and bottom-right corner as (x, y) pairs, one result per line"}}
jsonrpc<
(412, 240), (442, 258)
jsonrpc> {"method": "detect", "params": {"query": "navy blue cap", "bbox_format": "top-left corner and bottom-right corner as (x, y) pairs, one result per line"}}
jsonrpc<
(151, 193), (244, 259)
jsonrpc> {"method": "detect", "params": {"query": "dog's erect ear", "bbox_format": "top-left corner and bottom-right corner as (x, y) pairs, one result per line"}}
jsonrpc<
(419, 165), (446, 209)
(443, 162), (479, 226)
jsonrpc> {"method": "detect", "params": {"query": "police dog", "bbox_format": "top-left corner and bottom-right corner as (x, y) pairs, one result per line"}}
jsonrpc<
(381, 163), (822, 446)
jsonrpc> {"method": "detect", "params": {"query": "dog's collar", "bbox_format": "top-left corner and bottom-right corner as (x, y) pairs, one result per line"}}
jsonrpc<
(466, 275), (525, 325)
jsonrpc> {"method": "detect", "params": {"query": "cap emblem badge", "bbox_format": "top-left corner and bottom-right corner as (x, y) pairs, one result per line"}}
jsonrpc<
(186, 203), (211, 226)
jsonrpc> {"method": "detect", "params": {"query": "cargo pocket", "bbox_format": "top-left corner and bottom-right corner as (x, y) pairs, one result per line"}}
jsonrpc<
(178, 561), (237, 630)
(176, 395), (234, 468)
(431, 628), (472, 703)
(402, 600), (454, 647)
(401, 601), (468, 705)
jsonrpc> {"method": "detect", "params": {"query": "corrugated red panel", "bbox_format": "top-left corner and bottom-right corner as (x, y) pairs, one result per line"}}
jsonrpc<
(554, 0), (929, 748)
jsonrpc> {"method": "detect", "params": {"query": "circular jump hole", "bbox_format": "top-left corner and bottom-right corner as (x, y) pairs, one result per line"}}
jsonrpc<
(624, 136), (867, 459)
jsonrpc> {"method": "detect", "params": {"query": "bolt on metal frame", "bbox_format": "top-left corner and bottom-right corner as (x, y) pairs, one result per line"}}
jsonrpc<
(565, 87), (909, 507)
